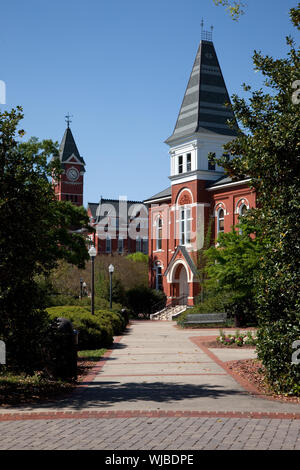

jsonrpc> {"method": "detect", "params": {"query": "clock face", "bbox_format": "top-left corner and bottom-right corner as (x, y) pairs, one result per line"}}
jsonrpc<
(67, 167), (79, 181)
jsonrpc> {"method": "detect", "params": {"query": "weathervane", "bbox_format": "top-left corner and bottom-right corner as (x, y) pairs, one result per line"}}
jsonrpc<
(65, 113), (73, 128)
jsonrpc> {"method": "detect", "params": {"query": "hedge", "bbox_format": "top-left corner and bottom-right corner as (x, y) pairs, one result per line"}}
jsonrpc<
(46, 306), (126, 350)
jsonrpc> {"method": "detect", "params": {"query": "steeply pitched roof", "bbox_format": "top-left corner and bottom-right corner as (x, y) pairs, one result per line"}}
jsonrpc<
(58, 127), (85, 166)
(89, 197), (147, 223)
(165, 39), (238, 144)
(87, 202), (99, 218)
(144, 187), (172, 204)
(164, 245), (198, 278)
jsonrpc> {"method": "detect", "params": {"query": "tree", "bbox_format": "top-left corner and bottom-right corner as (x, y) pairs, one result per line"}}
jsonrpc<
(0, 107), (90, 372)
(204, 217), (263, 326)
(213, 0), (246, 21)
(211, 7), (300, 393)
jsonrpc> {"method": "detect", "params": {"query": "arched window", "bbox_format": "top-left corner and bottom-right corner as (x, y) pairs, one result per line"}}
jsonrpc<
(238, 203), (247, 235)
(156, 217), (162, 250)
(217, 208), (225, 234)
(239, 203), (247, 216)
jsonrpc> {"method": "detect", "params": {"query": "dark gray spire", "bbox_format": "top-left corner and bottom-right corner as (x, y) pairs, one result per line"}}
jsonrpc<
(59, 127), (85, 165)
(165, 39), (238, 144)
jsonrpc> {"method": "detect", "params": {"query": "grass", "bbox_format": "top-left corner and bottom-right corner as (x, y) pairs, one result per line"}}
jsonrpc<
(0, 348), (107, 406)
(78, 349), (106, 361)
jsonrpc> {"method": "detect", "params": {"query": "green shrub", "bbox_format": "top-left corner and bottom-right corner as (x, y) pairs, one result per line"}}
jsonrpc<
(256, 320), (300, 396)
(46, 306), (113, 349)
(126, 252), (148, 263)
(125, 286), (166, 316)
(95, 309), (126, 335)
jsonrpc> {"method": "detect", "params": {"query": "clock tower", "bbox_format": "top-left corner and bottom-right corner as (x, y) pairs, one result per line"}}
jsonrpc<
(52, 122), (85, 206)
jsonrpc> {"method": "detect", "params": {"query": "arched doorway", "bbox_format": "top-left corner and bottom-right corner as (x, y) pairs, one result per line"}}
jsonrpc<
(172, 263), (189, 305)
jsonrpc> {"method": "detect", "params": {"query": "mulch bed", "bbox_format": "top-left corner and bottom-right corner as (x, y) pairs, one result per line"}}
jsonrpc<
(206, 340), (256, 349)
(226, 358), (300, 404)
(0, 357), (97, 407)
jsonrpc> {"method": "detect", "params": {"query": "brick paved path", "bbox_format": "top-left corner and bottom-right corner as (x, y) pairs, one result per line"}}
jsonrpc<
(0, 321), (299, 450)
(0, 416), (299, 450)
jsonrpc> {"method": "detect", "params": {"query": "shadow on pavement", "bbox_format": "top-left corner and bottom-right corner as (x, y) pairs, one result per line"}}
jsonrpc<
(25, 380), (249, 410)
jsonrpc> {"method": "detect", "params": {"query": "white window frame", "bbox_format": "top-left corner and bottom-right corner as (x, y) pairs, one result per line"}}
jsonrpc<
(217, 207), (225, 234)
(179, 206), (192, 246)
(178, 155), (183, 174)
(156, 216), (163, 251)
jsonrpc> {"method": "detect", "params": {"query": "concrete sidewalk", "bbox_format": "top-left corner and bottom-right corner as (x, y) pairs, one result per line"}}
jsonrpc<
(1, 320), (299, 415)
(0, 321), (299, 450)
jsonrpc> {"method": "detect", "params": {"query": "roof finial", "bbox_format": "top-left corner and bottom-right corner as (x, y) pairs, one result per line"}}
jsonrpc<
(201, 22), (213, 42)
(65, 113), (73, 128)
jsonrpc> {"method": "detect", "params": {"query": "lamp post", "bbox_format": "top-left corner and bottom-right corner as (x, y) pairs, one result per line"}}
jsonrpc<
(88, 245), (97, 315)
(80, 277), (83, 299)
(108, 264), (114, 309)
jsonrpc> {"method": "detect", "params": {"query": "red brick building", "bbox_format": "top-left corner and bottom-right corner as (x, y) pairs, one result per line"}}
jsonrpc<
(87, 198), (148, 255)
(52, 124), (85, 206)
(144, 32), (256, 306)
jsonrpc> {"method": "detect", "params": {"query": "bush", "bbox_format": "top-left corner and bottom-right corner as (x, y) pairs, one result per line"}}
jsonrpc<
(95, 309), (126, 335)
(125, 286), (166, 317)
(126, 252), (148, 263)
(256, 320), (300, 396)
(46, 306), (113, 349)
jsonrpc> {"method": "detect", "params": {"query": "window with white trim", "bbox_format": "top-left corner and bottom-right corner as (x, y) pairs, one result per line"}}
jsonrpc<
(239, 203), (247, 216)
(238, 203), (247, 234)
(217, 208), (225, 234)
(156, 217), (162, 250)
(179, 207), (192, 245)
(155, 266), (163, 291)
(178, 155), (183, 174)
(186, 153), (191, 172)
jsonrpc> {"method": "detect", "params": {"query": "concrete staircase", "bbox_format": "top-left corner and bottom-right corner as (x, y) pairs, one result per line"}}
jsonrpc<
(150, 304), (187, 321)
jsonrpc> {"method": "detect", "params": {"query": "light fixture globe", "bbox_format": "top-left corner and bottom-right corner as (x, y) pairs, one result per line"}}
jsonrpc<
(108, 264), (114, 273)
(88, 245), (97, 258)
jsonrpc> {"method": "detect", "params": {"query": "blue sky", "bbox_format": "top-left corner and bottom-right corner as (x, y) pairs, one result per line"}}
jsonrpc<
(1, 0), (297, 205)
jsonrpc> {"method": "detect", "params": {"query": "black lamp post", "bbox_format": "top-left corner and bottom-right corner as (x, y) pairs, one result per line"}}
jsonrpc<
(88, 245), (97, 315)
(80, 277), (83, 299)
(109, 264), (114, 309)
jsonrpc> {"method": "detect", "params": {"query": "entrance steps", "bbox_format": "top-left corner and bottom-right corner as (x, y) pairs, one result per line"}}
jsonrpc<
(150, 304), (187, 321)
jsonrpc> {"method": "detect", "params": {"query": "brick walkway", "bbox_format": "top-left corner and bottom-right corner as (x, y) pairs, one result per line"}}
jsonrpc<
(0, 321), (299, 450)
(0, 416), (299, 450)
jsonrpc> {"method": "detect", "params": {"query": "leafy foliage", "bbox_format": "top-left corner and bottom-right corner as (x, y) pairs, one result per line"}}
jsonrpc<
(211, 8), (300, 393)
(0, 108), (90, 372)
(204, 218), (263, 325)
(213, 0), (246, 21)
(125, 286), (166, 317)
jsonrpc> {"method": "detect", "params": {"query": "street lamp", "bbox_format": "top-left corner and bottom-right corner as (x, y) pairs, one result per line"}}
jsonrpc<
(80, 277), (83, 299)
(88, 245), (97, 315)
(108, 264), (114, 309)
